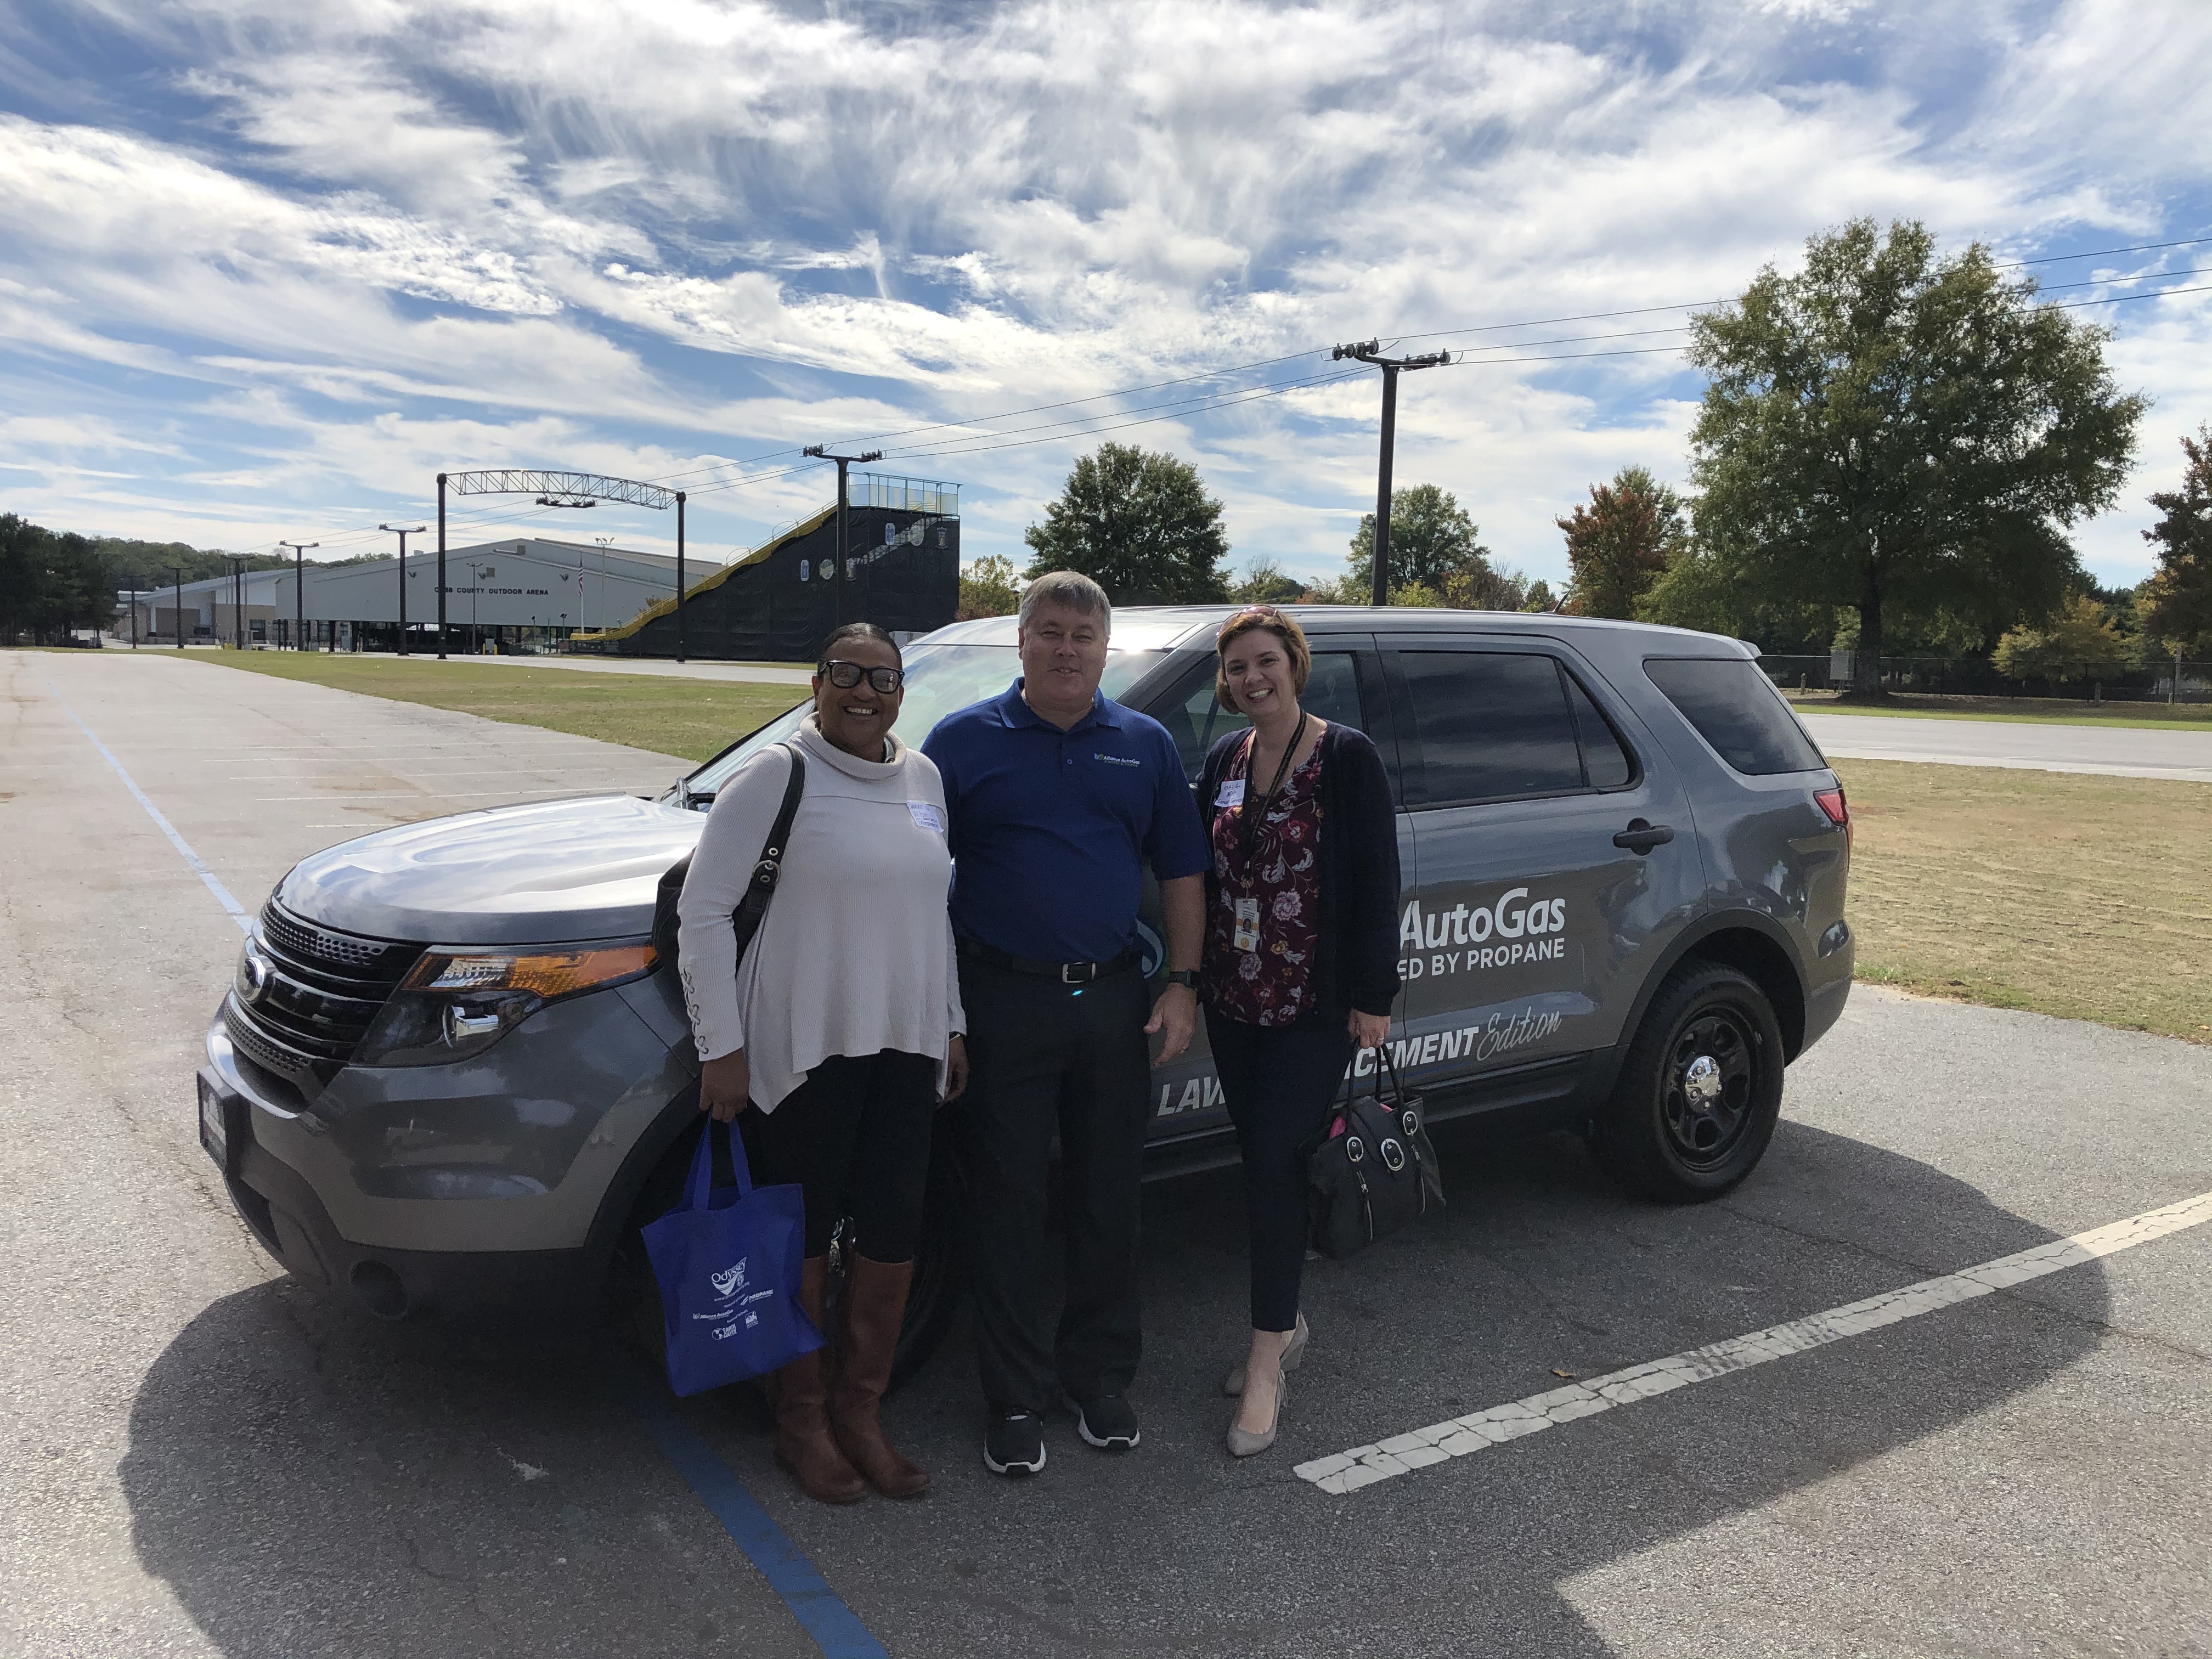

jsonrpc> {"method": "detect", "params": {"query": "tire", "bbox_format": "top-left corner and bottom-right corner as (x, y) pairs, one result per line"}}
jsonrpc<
(1592, 961), (1785, 1203)
(612, 1110), (970, 1396)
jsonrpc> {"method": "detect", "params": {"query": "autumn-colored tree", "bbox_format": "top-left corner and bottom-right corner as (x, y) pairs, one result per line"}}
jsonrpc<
(1992, 594), (2131, 680)
(1558, 466), (1685, 618)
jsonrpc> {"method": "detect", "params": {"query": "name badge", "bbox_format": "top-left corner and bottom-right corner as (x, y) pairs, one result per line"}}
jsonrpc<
(1232, 896), (1261, 953)
(1215, 778), (1246, 808)
(907, 800), (945, 833)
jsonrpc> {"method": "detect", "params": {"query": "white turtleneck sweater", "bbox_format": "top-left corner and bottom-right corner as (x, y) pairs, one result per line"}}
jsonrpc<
(675, 716), (964, 1112)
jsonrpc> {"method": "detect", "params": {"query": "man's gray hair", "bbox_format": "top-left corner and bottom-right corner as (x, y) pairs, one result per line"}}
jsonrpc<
(1018, 570), (1111, 634)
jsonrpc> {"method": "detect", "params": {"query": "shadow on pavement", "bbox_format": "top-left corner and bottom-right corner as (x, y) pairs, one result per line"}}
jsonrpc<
(124, 1118), (2111, 1658)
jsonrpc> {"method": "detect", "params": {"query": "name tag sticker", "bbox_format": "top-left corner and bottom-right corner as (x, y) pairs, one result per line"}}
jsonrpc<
(1216, 778), (1246, 808)
(907, 801), (945, 833)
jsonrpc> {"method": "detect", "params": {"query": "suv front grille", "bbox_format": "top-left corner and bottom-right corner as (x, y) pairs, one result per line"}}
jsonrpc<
(227, 900), (425, 1087)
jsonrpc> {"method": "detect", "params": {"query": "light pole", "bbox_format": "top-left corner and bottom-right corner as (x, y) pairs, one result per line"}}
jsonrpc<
(675, 490), (687, 662)
(436, 472), (449, 659)
(169, 567), (187, 648)
(803, 445), (883, 627)
(380, 523), (426, 656)
(1331, 340), (1452, 606)
(280, 541), (319, 650)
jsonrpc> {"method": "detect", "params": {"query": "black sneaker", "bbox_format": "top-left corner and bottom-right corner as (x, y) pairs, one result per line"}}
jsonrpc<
(983, 1412), (1047, 1477)
(1075, 1393), (1141, 1452)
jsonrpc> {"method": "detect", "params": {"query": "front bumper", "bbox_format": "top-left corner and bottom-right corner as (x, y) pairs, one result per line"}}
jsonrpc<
(198, 978), (695, 1322)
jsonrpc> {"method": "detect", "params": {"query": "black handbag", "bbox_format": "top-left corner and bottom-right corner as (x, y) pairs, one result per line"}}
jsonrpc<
(651, 745), (807, 980)
(1307, 1045), (1445, 1260)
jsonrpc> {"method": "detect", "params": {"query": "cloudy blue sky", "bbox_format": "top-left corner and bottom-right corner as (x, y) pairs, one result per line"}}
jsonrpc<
(2, 0), (2208, 592)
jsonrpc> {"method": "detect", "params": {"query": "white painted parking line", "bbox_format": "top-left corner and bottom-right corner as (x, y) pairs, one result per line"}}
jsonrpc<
(44, 677), (255, 935)
(1295, 1188), (2212, 1497)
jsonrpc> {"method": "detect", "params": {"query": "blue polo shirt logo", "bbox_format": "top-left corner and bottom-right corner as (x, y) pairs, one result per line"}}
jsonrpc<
(923, 680), (1210, 964)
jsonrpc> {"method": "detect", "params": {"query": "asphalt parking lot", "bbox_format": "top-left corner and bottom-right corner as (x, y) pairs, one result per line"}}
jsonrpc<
(5, 648), (2208, 1658)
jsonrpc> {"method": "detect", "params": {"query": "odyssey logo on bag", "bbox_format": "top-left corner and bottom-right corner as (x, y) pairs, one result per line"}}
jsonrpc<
(709, 1259), (748, 1299)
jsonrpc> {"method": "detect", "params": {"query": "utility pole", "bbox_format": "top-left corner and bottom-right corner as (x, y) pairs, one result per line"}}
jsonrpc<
(436, 472), (449, 659)
(675, 490), (687, 663)
(229, 557), (241, 648)
(280, 541), (318, 651)
(381, 523), (426, 656)
(803, 445), (883, 627)
(1331, 340), (1452, 606)
(169, 567), (187, 649)
(128, 583), (139, 648)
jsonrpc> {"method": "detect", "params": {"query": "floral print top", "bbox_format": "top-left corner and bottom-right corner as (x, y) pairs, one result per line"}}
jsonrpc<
(1201, 733), (1325, 1027)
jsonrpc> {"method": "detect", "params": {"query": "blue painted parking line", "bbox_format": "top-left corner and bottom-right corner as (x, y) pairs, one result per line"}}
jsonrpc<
(613, 1367), (888, 1659)
(44, 676), (254, 934)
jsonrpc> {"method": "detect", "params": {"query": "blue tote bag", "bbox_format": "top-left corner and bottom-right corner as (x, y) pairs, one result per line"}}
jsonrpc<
(642, 1119), (823, 1396)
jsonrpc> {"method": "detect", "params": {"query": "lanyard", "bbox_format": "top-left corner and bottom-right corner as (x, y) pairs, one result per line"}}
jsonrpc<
(1238, 712), (1310, 882)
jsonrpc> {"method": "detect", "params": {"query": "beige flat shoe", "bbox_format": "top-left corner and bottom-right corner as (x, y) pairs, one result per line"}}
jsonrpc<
(1221, 1312), (1308, 1396)
(1226, 1372), (1286, 1459)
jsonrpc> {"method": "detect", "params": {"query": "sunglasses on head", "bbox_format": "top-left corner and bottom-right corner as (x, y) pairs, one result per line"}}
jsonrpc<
(820, 659), (904, 693)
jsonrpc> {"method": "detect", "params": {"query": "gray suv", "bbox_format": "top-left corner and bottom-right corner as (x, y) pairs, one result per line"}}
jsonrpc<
(197, 607), (1853, 1369)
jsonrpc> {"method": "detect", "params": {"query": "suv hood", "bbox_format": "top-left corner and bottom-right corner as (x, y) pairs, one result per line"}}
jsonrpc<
(275, 793), (704, 945)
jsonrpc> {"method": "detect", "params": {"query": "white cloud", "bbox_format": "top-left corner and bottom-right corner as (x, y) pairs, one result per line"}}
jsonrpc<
(0, 0), (2207, 589)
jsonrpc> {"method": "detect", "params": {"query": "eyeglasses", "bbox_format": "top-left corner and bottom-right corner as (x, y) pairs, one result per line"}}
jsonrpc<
(820, 659), (904, 693)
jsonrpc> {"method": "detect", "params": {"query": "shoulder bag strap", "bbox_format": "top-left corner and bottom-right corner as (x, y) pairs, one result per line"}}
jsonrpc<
(732, 744), (807, 949)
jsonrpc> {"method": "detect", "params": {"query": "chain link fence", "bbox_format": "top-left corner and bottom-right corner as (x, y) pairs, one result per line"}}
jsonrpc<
(1758, 652), (2210, 704)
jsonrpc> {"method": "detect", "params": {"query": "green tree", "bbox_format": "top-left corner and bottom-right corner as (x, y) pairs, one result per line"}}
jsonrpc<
(1636, 540), (1837, 652)
(1992, 594), (2131, 681)
(0, 515), (110, 643)
(1231, 555), (1306, 605)
(1687, 218), (2145, 695)
(1558, 466), (1687, 618)
(1022, 443), (1230, 603)
(1521, 578), (1557, 613)
(957, 554), (1023, 620)
(1347, 484), (1493, 598)
(2138, 425), (2212, 654)
(92, 537), (287, 593)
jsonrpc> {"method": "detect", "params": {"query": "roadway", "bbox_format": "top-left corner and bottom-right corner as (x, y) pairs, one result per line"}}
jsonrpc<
(5, 648), (2208, 1658)
(1798, 709), (2212, 785)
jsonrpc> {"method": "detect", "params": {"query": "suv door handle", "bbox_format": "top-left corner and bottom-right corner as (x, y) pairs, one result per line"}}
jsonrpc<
(1613, 819), (1675, 855)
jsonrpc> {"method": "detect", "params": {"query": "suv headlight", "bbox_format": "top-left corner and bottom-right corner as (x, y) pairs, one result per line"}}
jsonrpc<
(354, 944), (657, 1066)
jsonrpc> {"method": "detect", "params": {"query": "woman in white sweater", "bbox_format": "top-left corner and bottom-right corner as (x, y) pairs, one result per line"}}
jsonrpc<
(676, 622), (967, 1506)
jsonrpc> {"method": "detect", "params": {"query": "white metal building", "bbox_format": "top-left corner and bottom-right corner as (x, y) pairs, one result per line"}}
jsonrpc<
(117, 538), (709, 649)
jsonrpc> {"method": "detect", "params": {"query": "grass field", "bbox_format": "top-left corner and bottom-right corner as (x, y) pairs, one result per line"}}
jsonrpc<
(1835, 758), (2210, 1045)
(1782, 688), (2212, 732)
(186, 650), (805, 761)
(178, 653), (2210, 1046)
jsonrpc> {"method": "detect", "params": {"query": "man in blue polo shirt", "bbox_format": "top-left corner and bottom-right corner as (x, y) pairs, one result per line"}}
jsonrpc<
(924, 569), (1209, 1477)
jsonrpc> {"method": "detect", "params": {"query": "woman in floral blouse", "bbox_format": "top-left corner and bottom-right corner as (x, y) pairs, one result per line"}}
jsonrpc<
(1195, 607), (1402, 1457)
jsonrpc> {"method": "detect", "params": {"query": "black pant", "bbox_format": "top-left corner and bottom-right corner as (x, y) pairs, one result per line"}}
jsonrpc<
(1206, 1009), (1356, 1333)
(752, 1049), (939, 1261)
(956, 955), (1152, 1414)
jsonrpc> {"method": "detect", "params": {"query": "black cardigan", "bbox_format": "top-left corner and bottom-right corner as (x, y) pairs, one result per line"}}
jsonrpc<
(1196, 721), (1403, 1021)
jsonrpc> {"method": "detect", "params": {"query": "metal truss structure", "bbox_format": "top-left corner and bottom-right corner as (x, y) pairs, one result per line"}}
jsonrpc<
(445, 470), (677, 511)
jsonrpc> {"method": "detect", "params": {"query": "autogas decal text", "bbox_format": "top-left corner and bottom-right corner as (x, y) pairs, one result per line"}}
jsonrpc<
(1399, 889), (1568, 980)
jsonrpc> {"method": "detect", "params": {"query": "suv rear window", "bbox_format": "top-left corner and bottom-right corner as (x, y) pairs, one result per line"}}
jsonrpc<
(1643, 657), (1825, 775)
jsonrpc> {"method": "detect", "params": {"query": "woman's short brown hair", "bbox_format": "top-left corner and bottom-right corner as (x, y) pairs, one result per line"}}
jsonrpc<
(1215, 606), (1311, 712)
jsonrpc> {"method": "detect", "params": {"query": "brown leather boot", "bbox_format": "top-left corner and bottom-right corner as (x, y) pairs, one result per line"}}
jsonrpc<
(771, 1256), (866, 1505)
(831, 1255), (929, 1498)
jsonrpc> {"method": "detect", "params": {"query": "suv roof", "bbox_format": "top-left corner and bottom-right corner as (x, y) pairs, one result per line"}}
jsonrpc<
(926, 605), (1760, 659)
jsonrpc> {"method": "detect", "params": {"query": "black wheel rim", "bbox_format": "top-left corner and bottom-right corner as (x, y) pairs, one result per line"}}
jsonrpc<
(1660, 1008), (1757, 1170)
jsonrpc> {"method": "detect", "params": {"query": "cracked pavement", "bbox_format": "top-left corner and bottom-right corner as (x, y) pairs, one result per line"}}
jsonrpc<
(4, 648), (2209, 1658)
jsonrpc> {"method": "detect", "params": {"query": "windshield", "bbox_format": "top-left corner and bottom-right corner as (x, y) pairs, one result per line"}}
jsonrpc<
(678, 644), (1169, 800)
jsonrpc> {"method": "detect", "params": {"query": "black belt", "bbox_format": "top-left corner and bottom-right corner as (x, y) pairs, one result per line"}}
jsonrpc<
(960, 940), (1142, 984)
